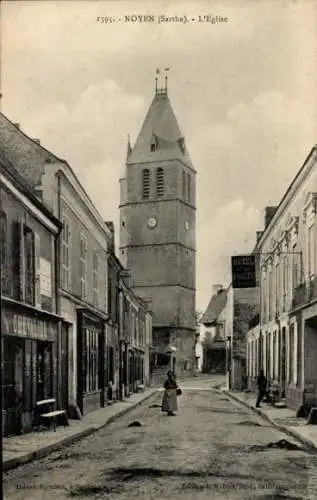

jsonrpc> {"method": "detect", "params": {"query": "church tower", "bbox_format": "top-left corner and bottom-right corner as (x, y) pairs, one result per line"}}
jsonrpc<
(119, 73), (196, 375)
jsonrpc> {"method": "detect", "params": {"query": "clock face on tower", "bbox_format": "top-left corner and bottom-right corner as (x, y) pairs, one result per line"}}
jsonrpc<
(147, 217), (157, 229)
(184, 221), (190, 231)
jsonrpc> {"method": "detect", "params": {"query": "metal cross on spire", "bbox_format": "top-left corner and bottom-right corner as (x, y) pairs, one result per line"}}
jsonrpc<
(155, 67), (170, 96)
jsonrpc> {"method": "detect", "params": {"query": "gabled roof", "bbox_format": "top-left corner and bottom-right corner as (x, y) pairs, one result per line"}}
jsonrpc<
(201, 288), (228, 324)
(127, 92), (194, 169)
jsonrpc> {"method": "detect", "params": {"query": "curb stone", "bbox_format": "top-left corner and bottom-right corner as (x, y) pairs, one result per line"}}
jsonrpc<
(3, 390), (158, 472)
(223, 389), (317, 453)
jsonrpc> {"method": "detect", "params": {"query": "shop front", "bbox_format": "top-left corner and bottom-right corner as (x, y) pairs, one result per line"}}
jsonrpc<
(76, 310), (106, 415)
(1, 303), (60, 437)
(128, 348), (145, 393)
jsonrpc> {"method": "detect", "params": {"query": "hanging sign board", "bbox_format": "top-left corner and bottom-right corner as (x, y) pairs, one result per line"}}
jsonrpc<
(231, 254), (256, 288)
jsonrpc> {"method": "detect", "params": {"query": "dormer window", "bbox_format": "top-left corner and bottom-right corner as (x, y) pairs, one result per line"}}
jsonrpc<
(178, 137), (185, 154)
(150, 135), (158, 152)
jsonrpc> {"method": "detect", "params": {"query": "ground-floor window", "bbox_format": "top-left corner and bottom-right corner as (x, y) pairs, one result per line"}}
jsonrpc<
(296, 323), (301, 387)
(266, 332), (270, 379)
(108, 346), (114, 384)
(2, 337), (24, 411)
(289, 324), (294, 384)
(37, 341), (53, 401)
(273, 331), (277, 380)
(83, 328), (99, 393)
(195, 356), (199, 370)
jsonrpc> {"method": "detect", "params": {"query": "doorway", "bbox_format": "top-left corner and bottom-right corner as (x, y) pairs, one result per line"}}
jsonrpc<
(2, 337), (24, 436)
(280, 327), (286, 397)
(37, 342), (52, 401)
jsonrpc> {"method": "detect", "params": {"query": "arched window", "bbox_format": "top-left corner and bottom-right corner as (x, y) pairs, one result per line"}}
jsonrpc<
(156, 167), (164, 197)
(142, 169), (150, 199)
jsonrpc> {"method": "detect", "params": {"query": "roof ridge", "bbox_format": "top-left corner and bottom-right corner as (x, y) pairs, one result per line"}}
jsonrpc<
(0, 112), (64, 163)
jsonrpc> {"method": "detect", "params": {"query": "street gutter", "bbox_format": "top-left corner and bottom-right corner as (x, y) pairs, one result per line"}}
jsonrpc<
(223, 389), (317, 453)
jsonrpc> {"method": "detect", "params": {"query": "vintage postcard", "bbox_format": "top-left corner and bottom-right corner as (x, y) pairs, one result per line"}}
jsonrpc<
(1, 1), (317, 498)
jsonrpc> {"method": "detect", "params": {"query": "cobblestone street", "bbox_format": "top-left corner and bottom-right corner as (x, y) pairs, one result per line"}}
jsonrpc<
(4, 384), (317, 499)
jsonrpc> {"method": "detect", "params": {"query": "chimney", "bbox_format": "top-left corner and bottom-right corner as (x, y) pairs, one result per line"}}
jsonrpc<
(264, 206), (277, 229)
(33, 139), (41, 145)
(14, 123), (20, 129)
(212, 284), (223, 296)
(105, 221), (115, 251)
(256, 231), (263, 243)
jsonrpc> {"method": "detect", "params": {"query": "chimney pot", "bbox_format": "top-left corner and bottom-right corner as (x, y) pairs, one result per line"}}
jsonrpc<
(264, 206), (277, 229)
(14, 123), (20, 129)
(33, 139), (41, 145)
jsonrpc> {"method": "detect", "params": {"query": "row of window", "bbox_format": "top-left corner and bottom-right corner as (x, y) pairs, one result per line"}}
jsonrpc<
(261, 208), (317, 323)
(0, 211), (41, 308)
(120, 295), (146, 346)
(262, 248), (298, 322)
(141, 167), (192, 202)
(247, 326), (300, 387)
(61, 217), (101, 308)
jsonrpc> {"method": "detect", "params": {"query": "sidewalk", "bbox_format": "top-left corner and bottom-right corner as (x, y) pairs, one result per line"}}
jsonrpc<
(3, 388), (157, 472)
(223, 388), (317, 451)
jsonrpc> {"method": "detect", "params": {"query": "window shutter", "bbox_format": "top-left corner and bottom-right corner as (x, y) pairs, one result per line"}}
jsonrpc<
(34, 232), (41, 308)
(12, 219), (24, 300)
(67, 221), (72, 291)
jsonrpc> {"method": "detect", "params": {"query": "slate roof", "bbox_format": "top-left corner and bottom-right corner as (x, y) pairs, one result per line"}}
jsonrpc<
(127, 92), (194, 169)
(0, 154), (62, 228)
(0, 112), (64, 188)
(200, 288), (228, 324)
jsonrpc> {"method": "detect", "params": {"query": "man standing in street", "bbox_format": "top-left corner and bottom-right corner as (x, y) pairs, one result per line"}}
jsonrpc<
(256, 369), (267, 408)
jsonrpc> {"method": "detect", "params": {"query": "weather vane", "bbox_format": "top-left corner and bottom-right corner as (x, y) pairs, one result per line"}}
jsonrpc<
(155, 67), (170, 95)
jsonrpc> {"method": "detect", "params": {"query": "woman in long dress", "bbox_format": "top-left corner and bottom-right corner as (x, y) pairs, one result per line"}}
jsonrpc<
(162, 371), (180, 416)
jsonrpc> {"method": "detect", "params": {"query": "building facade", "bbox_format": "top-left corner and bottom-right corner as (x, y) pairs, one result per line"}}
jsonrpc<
(198, 285), (227, 374)
(0, 113), (112, 416)
(119, 79), (196, 377)
(0, 157), (63, 436)
(222, 284), (259, 391)
(118, 272), (152, 397)
(106, 224), (121, 402)
(246, 145), (317, 410)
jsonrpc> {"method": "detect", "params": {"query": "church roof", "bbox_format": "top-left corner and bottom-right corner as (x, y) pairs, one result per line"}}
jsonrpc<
(201, 288), (228, 324)
(127, 90), (194, 169)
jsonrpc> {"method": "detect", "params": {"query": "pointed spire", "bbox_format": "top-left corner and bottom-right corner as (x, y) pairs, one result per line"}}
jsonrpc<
(126, 76), (194, 169)
(126, 134), (132, 159)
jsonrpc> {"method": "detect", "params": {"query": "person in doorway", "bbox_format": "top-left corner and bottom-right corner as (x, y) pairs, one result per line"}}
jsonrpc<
(256, 369), (267, 408)
(162, 370), (180, 416)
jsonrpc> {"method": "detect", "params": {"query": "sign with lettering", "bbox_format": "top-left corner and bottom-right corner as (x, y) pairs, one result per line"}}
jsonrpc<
(10, 312), (57, 341)
(40, 258), (52, 297)
(231, 255), (256, 288)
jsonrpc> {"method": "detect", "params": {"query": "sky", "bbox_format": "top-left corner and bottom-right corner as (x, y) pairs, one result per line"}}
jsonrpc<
(1, 0), (317, 312)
